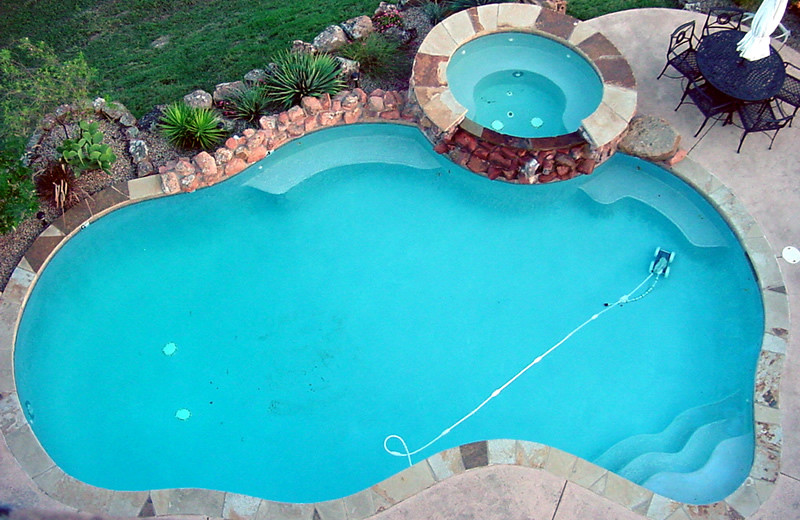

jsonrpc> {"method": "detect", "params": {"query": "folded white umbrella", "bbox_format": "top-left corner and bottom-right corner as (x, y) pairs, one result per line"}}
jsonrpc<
(737, 0), (789, 61)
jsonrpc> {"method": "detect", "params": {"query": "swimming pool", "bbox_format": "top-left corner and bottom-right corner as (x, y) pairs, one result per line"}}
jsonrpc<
(14, 124), (763, 505)
(446, 32), (603, 138)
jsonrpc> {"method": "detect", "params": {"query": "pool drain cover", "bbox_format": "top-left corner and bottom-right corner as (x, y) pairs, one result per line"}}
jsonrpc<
(530, 117), (544, 128)
(491, 120), (504, 131)
(512, 71), (523, 78)
(162, 342), (178, 356)
(175, 408), (191, 420)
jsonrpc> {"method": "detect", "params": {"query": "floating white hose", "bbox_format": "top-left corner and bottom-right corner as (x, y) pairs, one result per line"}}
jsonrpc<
(384, 270), (663, 466)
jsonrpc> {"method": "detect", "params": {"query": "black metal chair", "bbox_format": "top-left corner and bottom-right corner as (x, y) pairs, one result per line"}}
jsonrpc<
(657, 21), (702, 81)
(776, 62), (800, 127)
(702, 7), (745, 37)
(675, 78), (738, 137)
(736, 100), (793, 153)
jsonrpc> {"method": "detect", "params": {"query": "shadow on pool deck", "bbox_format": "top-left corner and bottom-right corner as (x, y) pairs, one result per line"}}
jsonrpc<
(1, 7), (800, 520)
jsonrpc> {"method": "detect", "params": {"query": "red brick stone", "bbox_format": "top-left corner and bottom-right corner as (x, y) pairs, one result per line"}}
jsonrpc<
(247, 146), (268, 163)
(383, 91), (397, 109)
(181, 174), (201, 192)
(488, 151), (513, 169)
(368, 96), (385, 113)
(467, 155), (490, 173)
(278, 112), (290, 125)
(225, 137), (239, 150)
(225, 157), (247, 176)
(353, 88), (368, 104)
(301, 96), (323, 114)
(247, 132), (265, 148)
(576, 158), (596, 174)
(473, 146), (490, 160)
(304, 115), (319, 132)
(454, 132), (478, 152)
(287, 106), (305, 122)
(664, 148), (687, 166)
(319, 92), (332, 110)
(487, 166), (503, 180)
(214, 147), (233, 168)
(243, 128), (256, 138)
(433, 141), (449, 154)
(287, 124), (304, 137)
(502, 169), (517, 181)
(259, 115), (277, 131)
(161, 172), (180, 193)
(234, 145), (249, 160)
(379, 110), (401, 119)
(539, 171), (558, 183)
(343, 106), (363, 124)
(341, 94), (360, 109)
(193, 151), (218, 179)
(332, 99), (342, 111)
(318, 111), (341, 126)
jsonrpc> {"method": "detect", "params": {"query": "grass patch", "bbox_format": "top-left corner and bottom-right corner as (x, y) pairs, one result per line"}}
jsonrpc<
(0, 0), (379, 117)
(567, 0), (679, 21)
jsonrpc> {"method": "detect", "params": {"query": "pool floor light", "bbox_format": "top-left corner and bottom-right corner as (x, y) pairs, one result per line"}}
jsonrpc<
(385, 249), (676, 465)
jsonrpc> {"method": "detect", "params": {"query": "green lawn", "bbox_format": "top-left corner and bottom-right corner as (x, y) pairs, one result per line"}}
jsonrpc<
(0, 0), (380, 117)
(0, 0), (681, 118)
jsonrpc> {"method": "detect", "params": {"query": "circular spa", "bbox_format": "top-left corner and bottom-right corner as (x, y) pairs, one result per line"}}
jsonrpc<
(447, 32), (603, 138)
(14, 124), (764, 506)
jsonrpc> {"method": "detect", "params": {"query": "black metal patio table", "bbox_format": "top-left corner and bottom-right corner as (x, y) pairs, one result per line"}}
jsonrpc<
(696, 29), (785, 101)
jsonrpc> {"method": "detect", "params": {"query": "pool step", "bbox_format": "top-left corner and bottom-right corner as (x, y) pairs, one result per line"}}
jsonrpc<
(579, 164), (728, 248)
(616, 415), (748, 484)
(642, 433), (753, 505)
(593, 392), (743, 472)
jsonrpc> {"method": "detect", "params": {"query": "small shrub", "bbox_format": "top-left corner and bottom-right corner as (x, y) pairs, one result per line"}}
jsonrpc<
(0, 143), (39, 234)
(262, 51), (345, 110)
(56, 121), (117, 175)
(0, 38), (96, 145)
(35, 160), (79, 210)
(222, 86), (270, 122)
(158, 102), (226, 150)
(339, 34), (404, 79)
(372, 6), (404, 33)
(421, 0), (451, 25)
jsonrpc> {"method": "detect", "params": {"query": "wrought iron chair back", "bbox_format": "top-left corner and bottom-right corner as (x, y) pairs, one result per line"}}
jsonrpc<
(657, 20), (701, 81)
(736, 99), (793, 153)
(776, 62), (800, 126)
(675, 77), (738, 137)
(702, 7), (745, 37)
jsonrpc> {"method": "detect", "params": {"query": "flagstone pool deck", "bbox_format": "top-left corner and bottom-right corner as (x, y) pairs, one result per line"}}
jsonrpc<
(1, 7), (800, 520)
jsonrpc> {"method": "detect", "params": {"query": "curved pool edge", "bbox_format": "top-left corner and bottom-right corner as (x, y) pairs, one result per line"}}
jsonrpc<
(0, 137), (786, 519)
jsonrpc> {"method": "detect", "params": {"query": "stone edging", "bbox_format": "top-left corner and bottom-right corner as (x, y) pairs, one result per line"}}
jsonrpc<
(0, 140), (786, 519)
(411, 3), (638, 183)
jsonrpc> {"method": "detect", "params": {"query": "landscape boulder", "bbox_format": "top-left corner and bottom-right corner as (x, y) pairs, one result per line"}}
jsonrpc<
(340, 16), (374, 41)
(313, 25), (349, 53)
(213, 81), (245, 102)
(183, 89), (213, 109)
(618, 115), (681, 162)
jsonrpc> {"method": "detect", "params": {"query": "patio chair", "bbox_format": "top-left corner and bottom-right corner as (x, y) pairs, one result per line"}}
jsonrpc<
(776, 62), (800, 127)
(657, 21), (701, 81)
(675, 78), (738, 137)
(736, 99), (793, 153)
(702, 7), (745, 37)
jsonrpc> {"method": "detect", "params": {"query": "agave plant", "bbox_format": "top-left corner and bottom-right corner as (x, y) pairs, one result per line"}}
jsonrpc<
(225, 86), (270, 122)
(158, 102), (226, 150)
(421, 0), (451, 25)
(262, 50), (345, 110)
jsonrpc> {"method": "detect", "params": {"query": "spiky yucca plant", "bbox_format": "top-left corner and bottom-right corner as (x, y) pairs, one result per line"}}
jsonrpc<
(225, 86), (270, 122)
(263, 51), (345, 110)
(158, 102), (226, 150)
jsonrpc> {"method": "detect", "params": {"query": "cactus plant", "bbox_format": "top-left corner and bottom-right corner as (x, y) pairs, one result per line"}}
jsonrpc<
(56, 120), (117, 175)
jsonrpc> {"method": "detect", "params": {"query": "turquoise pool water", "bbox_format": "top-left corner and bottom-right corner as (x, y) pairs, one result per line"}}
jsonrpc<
(15, 124), (762, 505)
(446, 32), (603, 138)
